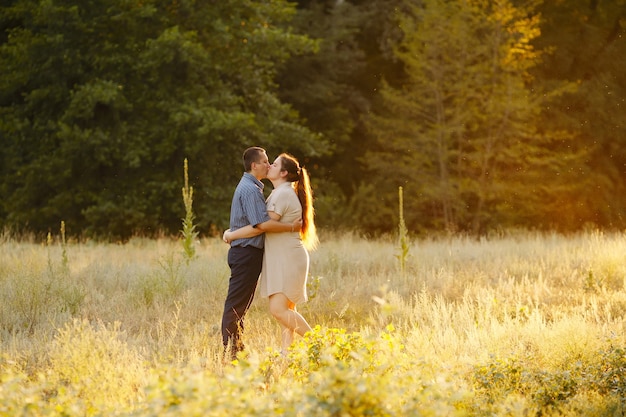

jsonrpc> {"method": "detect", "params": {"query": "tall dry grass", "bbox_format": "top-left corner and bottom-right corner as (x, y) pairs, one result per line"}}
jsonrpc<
(1, 230), (626, 415)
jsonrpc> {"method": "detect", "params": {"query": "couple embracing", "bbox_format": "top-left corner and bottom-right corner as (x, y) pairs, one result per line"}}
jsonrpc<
(221, 146), (318, 360)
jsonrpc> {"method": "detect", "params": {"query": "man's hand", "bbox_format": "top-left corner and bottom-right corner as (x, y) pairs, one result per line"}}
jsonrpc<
(222, 229), (232, 244)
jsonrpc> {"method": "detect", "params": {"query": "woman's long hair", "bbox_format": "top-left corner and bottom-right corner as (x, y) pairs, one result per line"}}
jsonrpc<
(279, 153), (319, 251)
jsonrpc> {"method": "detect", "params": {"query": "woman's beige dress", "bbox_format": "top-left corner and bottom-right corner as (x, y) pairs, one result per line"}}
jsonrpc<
(260, 182), (309, 304)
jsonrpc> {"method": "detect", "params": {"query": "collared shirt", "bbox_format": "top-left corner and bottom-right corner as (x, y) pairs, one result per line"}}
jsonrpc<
(229, 172), (271, 249)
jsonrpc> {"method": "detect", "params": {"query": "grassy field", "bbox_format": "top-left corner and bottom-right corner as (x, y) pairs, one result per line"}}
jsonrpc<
(1, 230), (626, 416)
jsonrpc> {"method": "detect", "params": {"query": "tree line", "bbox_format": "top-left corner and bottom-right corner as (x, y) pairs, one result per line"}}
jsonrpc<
(1, 0), (624, 239)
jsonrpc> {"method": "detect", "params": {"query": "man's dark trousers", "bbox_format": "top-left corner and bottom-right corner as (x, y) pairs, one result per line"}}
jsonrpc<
(221, 245), (264, 358)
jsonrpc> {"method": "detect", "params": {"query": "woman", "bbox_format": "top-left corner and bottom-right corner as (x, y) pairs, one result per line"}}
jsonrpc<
(224, 153), (318, 353)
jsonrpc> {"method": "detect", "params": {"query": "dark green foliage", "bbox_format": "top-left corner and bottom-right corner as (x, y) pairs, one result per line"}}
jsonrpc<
(1, 0), (625, 237)
(0, 0), (324, 239)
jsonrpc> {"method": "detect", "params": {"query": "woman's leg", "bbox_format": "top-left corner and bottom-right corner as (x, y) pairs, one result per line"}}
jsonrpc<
(279, 323), (294, 354)
(269, 293), (312, 351)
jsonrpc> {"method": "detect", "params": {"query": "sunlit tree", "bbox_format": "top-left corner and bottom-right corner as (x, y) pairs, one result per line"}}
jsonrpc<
(363, 0), (580, 233)
(533, 0), (626, 229)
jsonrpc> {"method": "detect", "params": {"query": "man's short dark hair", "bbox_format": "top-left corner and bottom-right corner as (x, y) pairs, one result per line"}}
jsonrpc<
(243, 147), (266, 171)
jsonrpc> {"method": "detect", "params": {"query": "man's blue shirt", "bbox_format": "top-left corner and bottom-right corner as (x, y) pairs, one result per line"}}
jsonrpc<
(229, 172), (271, 249)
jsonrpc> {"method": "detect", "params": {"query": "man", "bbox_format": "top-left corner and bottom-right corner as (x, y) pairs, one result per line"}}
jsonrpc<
(221, 146), (298, 360)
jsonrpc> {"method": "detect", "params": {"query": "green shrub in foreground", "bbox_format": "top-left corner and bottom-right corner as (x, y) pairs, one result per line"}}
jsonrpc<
(472, 346), (626, 416)
(136, 325), (469, 416)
